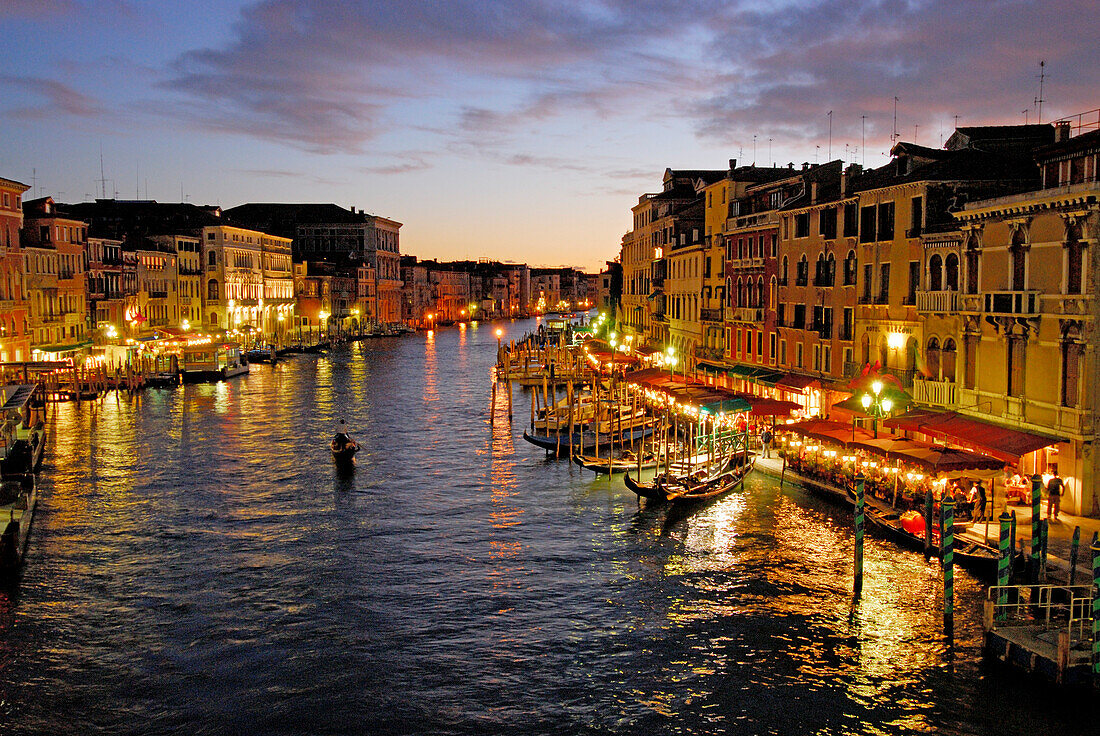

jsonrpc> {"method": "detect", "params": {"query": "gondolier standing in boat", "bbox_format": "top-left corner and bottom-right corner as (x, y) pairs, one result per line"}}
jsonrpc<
(333, 419), (352, 448)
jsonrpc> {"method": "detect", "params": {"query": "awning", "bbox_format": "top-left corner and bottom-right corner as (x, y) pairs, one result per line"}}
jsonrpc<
(831, 387), (912, 417)
(781, 418), (876, 448)
(883, 409), (1063, 464)
(775, 373), (820, 391)
(739, 395), (801, 417)
(848, 435), (1005, 473)
(727, 363), (785, 384)
(33, 340), (92, 353)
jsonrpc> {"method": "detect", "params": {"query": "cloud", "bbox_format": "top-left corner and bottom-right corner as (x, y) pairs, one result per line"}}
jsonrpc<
(0, 75), (104, 119)
(161, 0), (1100, 160)
(359, 154), (432, 175)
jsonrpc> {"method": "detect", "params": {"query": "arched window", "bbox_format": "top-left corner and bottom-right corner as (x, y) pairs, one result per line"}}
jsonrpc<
(965, 234), (980, 293)
(736, 277), (744, 308)
(757, 277), (765, 309)
(945, 253), (959, 291)
(1010, 228), (1027, 291)
(1066, 221), (1084, 295)
(207, 279), (219, 301)
(928, 253), (943, 291)
(926, 337), (941, 379)
(1062, 338), (1082, 407)
(942, 338), (957, 382)
(844, 250), (857, 285)
(780, 256), (789, 285)
(860, 333), (870, 365)
(796, 254), (808, 285)
(769, 276), (777, 310)
(726, 276), (733, 308)
(210, 312), (218, 325)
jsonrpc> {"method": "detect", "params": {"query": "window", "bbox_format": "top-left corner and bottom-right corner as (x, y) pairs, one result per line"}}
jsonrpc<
(1007, 336), (1025, 398)
(770, 333), (777, 362)
(843, 202), (859, 237)
(929, 254), (943, 291)
(1062, 341), (1081, 407)
(1010, 229), (1027, 291)
(208, 251), (217, 266)
(965, 235), (980, 293)
(794, 213), (810, 238)
(824, 346), (832, 373)
(926, 337), (941, 378)
(859, 206), (877, 243)
(777, 303), (785, 327)
(819, 208), (837, 240)
(1066, 222), (1084, 294)
(793, 304), (806, 329)
(795, 255), (809, 286)
(207, 279), (219, 300)
(944, 253), (959, 291)
(910, 196), (923, 236)
(862, 264), (873, 301)
(843, 250), (857, 285)
(942, 338), (957, 382)
(770, 191), (783, 209)
(841, 307), (854, 341)
(877, 202), (895, 241)
(770, 233), (778, 258)
(780, 339), (787, 365)
(757, 331), (763, 358)
(796, 342), (804, 368)
(907, 261), (920, 304)
(878, 263), (890, 303)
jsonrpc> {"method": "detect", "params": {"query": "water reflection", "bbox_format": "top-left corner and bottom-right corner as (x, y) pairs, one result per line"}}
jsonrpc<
(0, 320), (1094, 735)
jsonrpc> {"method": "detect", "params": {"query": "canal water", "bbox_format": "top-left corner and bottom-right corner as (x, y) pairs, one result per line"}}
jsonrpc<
(0, 319), (1095, 735)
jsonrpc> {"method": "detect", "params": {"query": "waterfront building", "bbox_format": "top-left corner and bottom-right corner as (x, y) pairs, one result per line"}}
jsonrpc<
(773, 161), (853, 403)
(598, 260), (622, 324)
(848, 127), (1048, 396)
(0, 177), (31, 362)
(428, 267), (471, 324)
(400, 259), (431, 328)
(224, 203), (403, 329)
(21, 197), (89, 358)
(530, 270), (561, 312)
(664, 200), (705, 363)
(202, 225), (294, 341)
(917, 122), (1100, 515)
(133, 240), (179, 332)
(293, 262), (330, 341)
(356, 263), (376, 332)
(86, 236), (124, 335)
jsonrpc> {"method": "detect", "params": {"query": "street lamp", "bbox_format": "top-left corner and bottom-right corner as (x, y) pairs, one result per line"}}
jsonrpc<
(860, 379), (894, 438)
(496, 328), (503, 348)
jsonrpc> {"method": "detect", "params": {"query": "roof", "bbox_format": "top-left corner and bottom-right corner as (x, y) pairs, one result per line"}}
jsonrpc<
(778, 160), (845, 211)
(849, 146), (1039, 194)
(946, 124), (1054, 154)
(223, 202), (378, 238)
(1034, 128), (1100, 162)
(62, 199), (223, 239)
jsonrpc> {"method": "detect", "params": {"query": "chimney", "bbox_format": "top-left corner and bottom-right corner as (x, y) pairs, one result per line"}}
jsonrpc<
(811, 181), (819, 204)
(1055, 121), (1071, 143)
(802, 162), (811, 171)
(840, 171), (847, 197)
(729, 158), (737, 170)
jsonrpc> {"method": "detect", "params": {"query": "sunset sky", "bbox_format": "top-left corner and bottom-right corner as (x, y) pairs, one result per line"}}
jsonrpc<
(2, 1), (1097, 272)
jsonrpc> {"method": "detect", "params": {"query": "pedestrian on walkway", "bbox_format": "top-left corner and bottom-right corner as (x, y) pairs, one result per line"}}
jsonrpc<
(976, 480), (987, 521)
(761, 428), (772, 459)
(1046, 473), (1063, 521)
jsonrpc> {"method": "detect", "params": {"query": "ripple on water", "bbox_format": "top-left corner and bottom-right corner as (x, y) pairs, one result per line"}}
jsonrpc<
(0, 321), (1095, 735)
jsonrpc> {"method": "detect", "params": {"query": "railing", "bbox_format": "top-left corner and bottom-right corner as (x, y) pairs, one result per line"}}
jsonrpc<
(916, 290), (958, 313)
(985, 585), (1094, 644)
(858, 295), (874, 305)
(881, 366), (917, 388)
(912, 377), (957, 407)
(1046, 293), (1092, 316)
(700, 307), (724, 323)
(731, 307), (763, 323)
(984, 290), (1042, 317)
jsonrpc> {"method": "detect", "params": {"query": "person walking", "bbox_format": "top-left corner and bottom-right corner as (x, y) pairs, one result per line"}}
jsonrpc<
(760, 427), (772, 459)
(976, 479), (987, 521)
(1046, 472), (1064, 521)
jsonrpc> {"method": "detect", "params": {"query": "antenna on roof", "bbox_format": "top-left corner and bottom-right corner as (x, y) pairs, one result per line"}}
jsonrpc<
(99, 145), (108, 199)
(891, 96), (899, 144)
(1035, 60), (1045, 124)
(752, 134), (757, 165)
(768, 138), (773, 167)
(1022, 108), (1029, 125)
(913, 124), (919, 145)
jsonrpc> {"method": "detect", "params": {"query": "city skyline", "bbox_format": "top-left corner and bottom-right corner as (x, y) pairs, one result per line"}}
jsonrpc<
(2, 0), (1097, 272)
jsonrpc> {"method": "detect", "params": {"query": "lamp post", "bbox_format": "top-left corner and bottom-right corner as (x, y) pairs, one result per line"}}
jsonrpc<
(859, 379), (894, 438)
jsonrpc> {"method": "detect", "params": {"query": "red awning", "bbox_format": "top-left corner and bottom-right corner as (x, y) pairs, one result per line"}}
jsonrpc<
(738, 395), (801, 416)
(883, 409), (1062, 464)
(781, 418), (876, 448)
(775, 373), (819, 391)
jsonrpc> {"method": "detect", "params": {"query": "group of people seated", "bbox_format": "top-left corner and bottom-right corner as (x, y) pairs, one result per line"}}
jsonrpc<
(941, 480), (988, 521)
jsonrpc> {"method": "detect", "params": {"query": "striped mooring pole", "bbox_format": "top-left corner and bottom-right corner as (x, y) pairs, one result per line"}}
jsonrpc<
(1030, 473), (1042, 583)
(1039, 518), (1049, 582)
(854, 472), (865, 599)
(943, 497), (955, 636)
(924, 489), (934, 558)
(1070, 526), (1081, 586)
(1010, 511), (1017, 579)
(1092, 533), (1100, 675)
(997, 511), (1012, 622)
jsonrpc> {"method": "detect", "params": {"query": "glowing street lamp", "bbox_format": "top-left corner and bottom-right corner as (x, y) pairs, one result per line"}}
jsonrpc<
(860, 379), (894, 438)
(496, 327), (503, 349)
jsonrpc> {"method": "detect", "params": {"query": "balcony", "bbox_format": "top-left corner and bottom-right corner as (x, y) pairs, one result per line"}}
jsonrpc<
(912, 377), (957, 407)
(149, 290), (169, 299)
(843, 360), (862, 378)
(1046, 293), (1092, 316)
(694, 345), (724, 362)
(700, 307), (724, 323)
(731, 307), (763, 324)
(916, 290), (958, 313)
(983, 290), (1041, 317)
(881, 366), (917, 388)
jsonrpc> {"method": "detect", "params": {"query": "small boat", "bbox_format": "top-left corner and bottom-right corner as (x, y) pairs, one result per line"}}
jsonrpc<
(0, 474), (37, 574)
(572, 449), (661, 475)
(331, 421), (359, 466)
(666, 454), (756, 507)
(521, 424), (656, 454)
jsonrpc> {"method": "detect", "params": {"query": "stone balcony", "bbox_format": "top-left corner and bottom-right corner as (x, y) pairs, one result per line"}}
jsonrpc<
(700, 307), (724, 323)
(912, 377), (957, 407)
(958, 290), (1042, 317)
(915, 290), (958, 314)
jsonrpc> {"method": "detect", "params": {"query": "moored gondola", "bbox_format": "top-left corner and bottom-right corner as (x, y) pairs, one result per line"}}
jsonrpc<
(331, 420), (359, 466)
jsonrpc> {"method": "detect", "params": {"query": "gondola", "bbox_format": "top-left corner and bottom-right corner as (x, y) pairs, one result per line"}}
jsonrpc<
(666, 454), (756, 507)
(521, 424), (656, 454)
(331, 421), (359, 466)
(571, 449), (660, 475)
